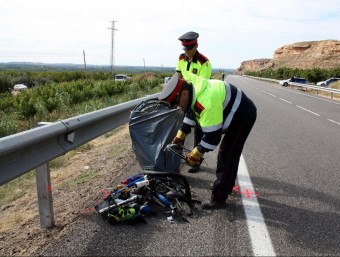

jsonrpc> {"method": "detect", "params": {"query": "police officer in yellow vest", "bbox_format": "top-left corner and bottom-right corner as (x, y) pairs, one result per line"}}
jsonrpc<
(176, 31), (212, 81)
(176, 31), (212, 173)
(159, 73), (257, 209)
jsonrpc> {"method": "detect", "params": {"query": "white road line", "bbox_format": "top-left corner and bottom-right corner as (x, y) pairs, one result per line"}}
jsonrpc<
(237, 155), (276, 256)
(296, 105), (320, 116)
(328, 119), (340, 126)
(278, 98), (292, 104)
(267, 92), (277, 98)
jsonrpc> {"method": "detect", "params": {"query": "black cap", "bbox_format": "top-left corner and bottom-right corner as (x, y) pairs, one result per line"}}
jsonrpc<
(178, 31), (199, 50)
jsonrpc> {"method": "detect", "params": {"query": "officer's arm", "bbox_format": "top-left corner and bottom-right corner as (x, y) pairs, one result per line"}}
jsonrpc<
(196, 129), (222, 153)
(179, 111), (196, 134)
(172, 112), (194, 145)
(196, 106), (223, 153)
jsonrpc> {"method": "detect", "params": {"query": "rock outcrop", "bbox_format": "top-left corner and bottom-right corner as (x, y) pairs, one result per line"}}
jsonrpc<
(237, 40), (340, 74)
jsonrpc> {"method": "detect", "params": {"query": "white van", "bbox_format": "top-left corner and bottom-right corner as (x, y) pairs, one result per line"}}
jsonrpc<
(13, 84), (28, 91)
(114, 74), (131, 82)
(164, 77), (171, 84)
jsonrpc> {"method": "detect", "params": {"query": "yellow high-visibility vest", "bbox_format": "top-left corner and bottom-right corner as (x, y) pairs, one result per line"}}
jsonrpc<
(176, 51), (212, 81)
(179, 76), (243, 152)
(190, 76), (226, 130)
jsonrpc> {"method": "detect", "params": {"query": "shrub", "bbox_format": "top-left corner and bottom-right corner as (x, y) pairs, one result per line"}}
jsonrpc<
(0, 92), (15, 112)
(0, 77), (12, 93)
(245, 67), (340, 83)
(0, 111), (19, 137)
(14, 92), (38, 118)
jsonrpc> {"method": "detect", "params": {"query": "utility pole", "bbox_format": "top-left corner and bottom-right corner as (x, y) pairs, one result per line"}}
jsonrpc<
(108, 20), (118, 74)
(83, 50), (87, 80)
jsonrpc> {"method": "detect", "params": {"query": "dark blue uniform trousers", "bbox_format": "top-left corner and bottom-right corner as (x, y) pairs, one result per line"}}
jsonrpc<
(212, 91), (257, 202)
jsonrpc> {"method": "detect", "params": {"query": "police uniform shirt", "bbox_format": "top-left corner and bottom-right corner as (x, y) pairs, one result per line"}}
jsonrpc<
(176, 51), (212, 82)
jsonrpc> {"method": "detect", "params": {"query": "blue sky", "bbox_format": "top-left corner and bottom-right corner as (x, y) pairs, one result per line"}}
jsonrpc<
(0, 0), (339, 69)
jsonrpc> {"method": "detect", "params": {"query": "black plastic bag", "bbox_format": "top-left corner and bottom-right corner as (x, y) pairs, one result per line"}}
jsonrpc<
(129, 99), (184, 172)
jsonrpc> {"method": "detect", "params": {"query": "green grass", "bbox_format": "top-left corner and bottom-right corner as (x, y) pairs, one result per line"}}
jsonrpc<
(0, 145), (98, 208)
(0, 170), (36, 206)
(57, 170), (98, 190)
(330, 81), (340, 89)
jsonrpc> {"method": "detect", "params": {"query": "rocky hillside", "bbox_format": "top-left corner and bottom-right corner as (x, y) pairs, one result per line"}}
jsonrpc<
(237, 40), (340, 74)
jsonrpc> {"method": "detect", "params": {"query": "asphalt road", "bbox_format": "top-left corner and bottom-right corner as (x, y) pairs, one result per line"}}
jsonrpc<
(41, 75), (340, 256)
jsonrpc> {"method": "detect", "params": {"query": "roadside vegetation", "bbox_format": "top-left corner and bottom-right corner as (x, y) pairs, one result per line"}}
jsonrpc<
(0, 71), (172, 137)
(245, 67), (340, 99)
(244, 67), (340, 84)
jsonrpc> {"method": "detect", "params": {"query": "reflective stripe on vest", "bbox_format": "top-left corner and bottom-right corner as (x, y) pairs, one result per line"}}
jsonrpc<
(200, 140), (216, 151)
(183, 116), (196, 126)
(201, 123), (222, 133)
(223, 82), (232, 109)
(222, 87), (242, 131)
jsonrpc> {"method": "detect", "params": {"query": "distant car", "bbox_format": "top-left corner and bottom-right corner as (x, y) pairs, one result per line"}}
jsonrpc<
(279, 77), (308, 87)
(316, 78), (340, 87)
(164, 77), (171, 84)
(114, 74), (131, 82)
(13, 84), (28, 91)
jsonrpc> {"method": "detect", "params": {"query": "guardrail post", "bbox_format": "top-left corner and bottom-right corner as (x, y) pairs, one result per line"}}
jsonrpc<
(35, 121), (55, 228)
(35, 162), (54, 228)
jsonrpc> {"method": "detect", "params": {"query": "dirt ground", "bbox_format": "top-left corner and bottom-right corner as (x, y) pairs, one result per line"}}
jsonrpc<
(0, 124), (139, 256)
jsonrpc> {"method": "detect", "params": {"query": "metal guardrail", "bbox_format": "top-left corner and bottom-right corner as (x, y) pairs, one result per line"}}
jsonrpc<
(244, 75), (340, 99)
(290, 83), (340, 98)
(0, 93), (159, 228)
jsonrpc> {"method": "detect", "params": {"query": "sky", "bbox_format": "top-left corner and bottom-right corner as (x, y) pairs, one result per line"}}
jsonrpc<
(0, 0), (339, 69)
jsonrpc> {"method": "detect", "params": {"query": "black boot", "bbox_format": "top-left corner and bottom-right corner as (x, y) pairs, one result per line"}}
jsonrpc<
(188, 165), (200, 173)
(202, 198), (227, 210)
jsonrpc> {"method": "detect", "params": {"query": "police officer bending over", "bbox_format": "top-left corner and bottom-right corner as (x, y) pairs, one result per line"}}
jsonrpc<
(159, 73), (257, 209)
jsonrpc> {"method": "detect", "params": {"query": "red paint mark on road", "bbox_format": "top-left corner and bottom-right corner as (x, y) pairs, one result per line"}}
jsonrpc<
(101, 189), (110, 199)
(232, 185), (259, 198)
(232, 185), (241, 194)
(80, 207), (95, 215)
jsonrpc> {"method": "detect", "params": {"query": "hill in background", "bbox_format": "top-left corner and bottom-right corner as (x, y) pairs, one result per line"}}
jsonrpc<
(237, 40), (340, 74)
